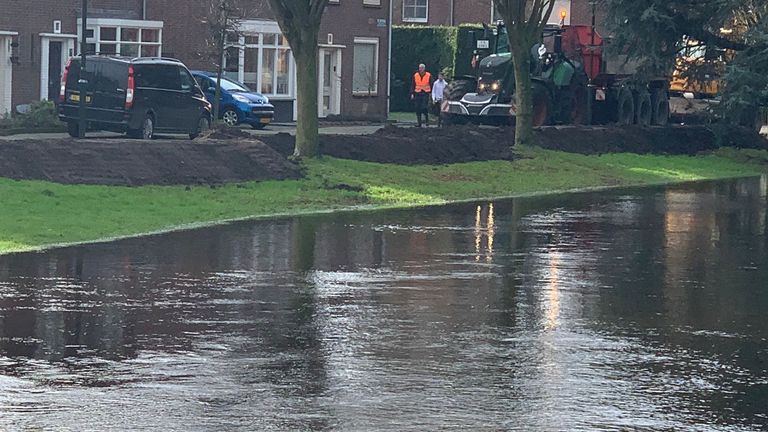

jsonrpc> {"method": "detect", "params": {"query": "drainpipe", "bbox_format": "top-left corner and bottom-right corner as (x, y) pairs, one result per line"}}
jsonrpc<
(387, 0), (392, 115)
(450, 0), (454, 26)
(142, 0), (147, 19)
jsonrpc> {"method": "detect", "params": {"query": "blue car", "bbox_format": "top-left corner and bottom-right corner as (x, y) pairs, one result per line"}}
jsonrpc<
(191, 71), (275, 129)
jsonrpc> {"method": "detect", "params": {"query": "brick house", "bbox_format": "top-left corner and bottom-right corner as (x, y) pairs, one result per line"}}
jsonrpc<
(392, 0), (579, 26)
(0, 0), (391, 121)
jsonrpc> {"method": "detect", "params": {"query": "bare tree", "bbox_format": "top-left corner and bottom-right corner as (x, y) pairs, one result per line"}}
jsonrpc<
(267, 0), (329, 158)
(494, 0), (556, 147)
(203, 0), (246, 126)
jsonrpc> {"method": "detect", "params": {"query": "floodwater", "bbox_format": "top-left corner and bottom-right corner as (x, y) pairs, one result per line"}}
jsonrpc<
(1, 177), (767, 431)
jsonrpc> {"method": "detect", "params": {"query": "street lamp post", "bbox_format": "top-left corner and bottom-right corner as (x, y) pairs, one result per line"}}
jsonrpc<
(78, 0), (88, 138)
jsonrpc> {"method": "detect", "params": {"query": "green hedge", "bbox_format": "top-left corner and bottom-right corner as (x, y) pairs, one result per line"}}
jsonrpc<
(390, 24), (492, 112)
(391, 26), (458, 112)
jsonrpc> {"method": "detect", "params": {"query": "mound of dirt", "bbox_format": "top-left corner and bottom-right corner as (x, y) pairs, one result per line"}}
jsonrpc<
(260, 124), (768, 162)
(0, 137), (301, 186)
(260, 125), (515, 164)
(536, 125), (768, 155)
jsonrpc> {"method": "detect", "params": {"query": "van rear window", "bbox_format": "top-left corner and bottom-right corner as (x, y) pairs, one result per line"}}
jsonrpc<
(65, 59), (128, 91)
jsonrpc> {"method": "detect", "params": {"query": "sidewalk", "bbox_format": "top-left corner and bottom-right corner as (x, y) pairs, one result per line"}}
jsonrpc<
(0, 123), (390, 141)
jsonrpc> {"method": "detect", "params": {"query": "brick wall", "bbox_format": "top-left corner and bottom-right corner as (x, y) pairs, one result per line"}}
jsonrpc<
(0, 0), (143, 109)
(150, 0), (390, 121)
(2, 0), (389, 120)
(393, 0), (493, 26)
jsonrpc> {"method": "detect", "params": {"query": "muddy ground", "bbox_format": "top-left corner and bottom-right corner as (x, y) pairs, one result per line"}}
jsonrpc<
(0, 137), (301, 186)
(1, 124), (765, 186)
(259, 124), (768, 162)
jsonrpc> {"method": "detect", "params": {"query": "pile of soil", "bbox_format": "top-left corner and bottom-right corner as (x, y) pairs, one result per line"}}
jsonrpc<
(260, 124), (768, 163)
(0, 137), (301, 186)
(535, 125), (768, 155)
(261, 125), (516, 164)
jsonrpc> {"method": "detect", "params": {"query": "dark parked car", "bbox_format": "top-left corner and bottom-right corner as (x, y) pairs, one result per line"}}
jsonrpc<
(59, 56), (212, 139)
(191, 71), (274, 129)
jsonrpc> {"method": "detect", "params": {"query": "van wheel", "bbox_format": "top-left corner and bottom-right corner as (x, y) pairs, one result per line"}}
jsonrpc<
(140, 115), (154, 140)
(190, 116), (211, 139)
(222, 108), (239, 127)
(67, 122), (80, 138)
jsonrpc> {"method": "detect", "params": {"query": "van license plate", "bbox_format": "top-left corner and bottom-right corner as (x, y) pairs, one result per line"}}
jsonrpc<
(260, 117), (271, 124)
(70, 94), (91, 103)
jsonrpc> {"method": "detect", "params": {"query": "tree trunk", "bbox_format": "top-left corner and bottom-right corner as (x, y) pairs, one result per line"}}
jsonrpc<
(294, 46), (319, 158)
(511, 46), (535, 147)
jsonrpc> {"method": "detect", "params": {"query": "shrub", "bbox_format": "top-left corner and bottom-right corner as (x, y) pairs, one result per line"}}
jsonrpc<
(0, 100), (62, 130)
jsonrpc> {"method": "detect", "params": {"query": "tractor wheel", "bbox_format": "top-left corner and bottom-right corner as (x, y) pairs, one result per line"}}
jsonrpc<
(651, 89), (670, 126)
(569, 85), (589, 125)
(532, 83), (551, 127)
(616, 87), (635, 125)
(443, 78), (475, 102)
(635, 90), (653, 126)
(441, 79), (475, 126)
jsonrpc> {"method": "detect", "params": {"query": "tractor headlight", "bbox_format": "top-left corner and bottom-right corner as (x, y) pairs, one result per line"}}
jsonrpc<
(490, 81), (501, 92)
(478, 81), (487, 92)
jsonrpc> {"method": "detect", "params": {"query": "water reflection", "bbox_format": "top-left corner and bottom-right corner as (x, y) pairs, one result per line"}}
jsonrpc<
(0, 177), (767, 431)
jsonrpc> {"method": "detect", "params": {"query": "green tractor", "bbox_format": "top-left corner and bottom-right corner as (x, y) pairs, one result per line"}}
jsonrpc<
(442, 22), (670, 127)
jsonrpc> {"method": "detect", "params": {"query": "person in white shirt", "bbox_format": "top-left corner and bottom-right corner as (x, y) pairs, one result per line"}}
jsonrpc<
(431, 73), (447, 127)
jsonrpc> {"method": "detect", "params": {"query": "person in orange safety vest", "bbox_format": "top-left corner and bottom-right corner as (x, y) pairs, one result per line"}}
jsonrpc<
(410, 63), (434, 127)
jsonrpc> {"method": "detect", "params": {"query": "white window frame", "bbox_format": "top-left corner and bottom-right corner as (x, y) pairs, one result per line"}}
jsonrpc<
(230, 20), (296, 100)
(402, 0), (428, 23)
(352, 37), (379, 96)
(76, 18), (163, 57)
(363, 0), (381, 6)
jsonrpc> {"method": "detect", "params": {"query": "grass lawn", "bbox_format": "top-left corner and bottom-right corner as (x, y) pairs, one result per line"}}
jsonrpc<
(388, 111), (417, 123)
(1, 147), (766, 254)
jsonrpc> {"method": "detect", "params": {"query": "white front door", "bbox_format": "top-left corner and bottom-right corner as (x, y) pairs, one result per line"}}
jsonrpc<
(318, 47), (341, 118)
(0, 35), (13, 115)
(40, 36), (75, 101)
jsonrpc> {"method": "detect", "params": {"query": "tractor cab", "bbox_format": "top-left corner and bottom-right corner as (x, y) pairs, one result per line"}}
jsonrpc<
(443, 21), (591, 125)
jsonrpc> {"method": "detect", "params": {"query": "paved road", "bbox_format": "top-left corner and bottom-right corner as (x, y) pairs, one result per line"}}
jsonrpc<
(2, 121), (765, 141)
(0, 123), (390, 141)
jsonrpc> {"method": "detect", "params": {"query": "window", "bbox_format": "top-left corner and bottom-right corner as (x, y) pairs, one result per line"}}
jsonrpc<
(135, 64), (179, 90)
(402, 0), (428, 22)
(352, 37), (379, 95)
(364, 0), (381, 5)
(235, 31), (293, 97)
(79, 19), (162, 57)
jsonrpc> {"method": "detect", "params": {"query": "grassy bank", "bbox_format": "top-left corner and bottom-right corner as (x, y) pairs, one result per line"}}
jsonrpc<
(1, 147), (766, 254)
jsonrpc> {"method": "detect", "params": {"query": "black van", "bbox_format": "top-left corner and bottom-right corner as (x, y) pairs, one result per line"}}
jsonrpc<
(58, 56), (212, 139)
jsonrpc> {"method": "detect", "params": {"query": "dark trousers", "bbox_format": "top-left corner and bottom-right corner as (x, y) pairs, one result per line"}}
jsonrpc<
(432, 99), (443, 127)
(414, 92), (430, 126)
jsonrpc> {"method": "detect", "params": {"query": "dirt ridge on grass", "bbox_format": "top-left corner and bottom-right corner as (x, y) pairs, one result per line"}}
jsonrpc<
(259, 124), (768, 163)
(0, 137), (301, 186)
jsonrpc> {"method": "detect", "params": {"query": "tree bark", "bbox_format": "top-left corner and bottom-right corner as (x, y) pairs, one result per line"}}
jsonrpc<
(511, 45), (535, 147)
(294, 45), (319, 158)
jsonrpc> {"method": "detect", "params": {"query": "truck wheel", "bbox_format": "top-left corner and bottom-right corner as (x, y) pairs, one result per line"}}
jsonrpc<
(532, 84), (551, 127)
(738, 109), (762, 132)
(616, 87), (635, 125)
(651, 89), (670, 126)
(635, 91), (652, 126)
